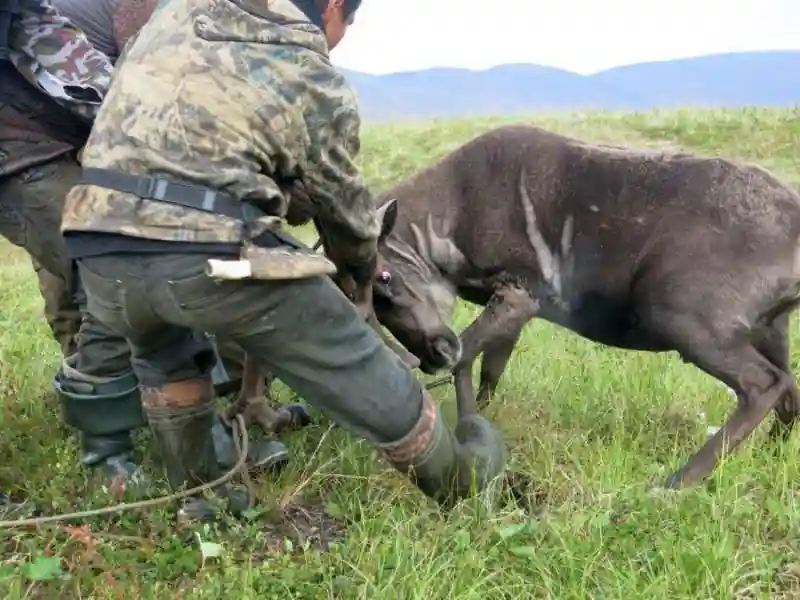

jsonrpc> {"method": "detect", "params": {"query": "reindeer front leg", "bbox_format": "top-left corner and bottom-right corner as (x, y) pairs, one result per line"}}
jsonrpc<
(453, 283), (539, 419)
(225, 355), (310, 434)
(476, 328), (526, 409)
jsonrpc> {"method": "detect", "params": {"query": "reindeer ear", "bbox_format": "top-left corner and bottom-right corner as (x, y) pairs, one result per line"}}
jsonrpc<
(376, 198), (398, 241)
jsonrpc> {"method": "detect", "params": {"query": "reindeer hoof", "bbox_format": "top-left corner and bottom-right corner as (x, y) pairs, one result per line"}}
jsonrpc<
(251, 404), (311, 435)
(262, 404), (312, 435)
(660, 471), (684, 490)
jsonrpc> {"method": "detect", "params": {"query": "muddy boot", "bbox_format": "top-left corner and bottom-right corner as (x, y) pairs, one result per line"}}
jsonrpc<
(141, 377), (251, 523)
(380, 392), (506, 508)
(53, 355), (151, 498)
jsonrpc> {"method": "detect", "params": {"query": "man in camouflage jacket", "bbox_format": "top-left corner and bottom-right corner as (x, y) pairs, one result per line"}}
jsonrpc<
(0, 0), (292, 499)
(62, 0), (507, 522)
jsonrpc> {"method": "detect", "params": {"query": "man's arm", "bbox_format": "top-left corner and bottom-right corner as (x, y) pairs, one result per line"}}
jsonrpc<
(300, 98), (379, 274)
(9, 0), (114, 121)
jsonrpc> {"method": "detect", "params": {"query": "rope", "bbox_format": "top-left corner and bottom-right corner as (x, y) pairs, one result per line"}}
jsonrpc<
(0, 414), (251, 528)
(0, 229), (450, 528)
(0, 378), (453, 529)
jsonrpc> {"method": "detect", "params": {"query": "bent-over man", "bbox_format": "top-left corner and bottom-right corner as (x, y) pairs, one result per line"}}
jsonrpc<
(62, 0), (508, 522)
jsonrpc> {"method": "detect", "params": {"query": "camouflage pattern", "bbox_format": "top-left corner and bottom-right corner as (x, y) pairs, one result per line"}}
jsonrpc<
(63, 0), (379, 266)
(49, 0), (158, 61)
(1, 0), (266, 374)
(7, 0), (114, 122)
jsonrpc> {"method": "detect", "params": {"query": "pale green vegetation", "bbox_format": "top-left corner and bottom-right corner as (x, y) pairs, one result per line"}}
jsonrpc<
(1, 107), (800, 598)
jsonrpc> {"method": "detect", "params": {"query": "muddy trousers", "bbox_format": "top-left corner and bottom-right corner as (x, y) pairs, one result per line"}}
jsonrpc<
(77, 252), (506, 515)
(0, 157), (143, 477)
(0, 156), (288, 492)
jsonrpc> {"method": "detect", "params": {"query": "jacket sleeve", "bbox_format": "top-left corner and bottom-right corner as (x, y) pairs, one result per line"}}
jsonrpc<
(10, 0), (114, 121)
(299, 93), (379, 267)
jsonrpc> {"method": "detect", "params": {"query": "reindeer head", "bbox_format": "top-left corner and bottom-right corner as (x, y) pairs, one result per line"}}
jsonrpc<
(370, 199), (463, 375)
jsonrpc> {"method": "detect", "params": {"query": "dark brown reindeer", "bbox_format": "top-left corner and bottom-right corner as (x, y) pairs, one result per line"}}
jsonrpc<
(364, 123), (800, 490)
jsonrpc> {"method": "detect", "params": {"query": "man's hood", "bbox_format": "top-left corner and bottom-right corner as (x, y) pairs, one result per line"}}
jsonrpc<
(288, 0), (325, 30)
(219, 0), (329, 55)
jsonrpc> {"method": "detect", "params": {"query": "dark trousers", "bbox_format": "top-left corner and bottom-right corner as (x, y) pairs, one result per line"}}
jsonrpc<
(0, 154), (131, 375)
(0, 154), (252, 381)
(77, 252), (424, 443)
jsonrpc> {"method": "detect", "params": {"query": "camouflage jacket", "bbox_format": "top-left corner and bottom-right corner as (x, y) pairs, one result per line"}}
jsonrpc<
(0, 0), (117, 177)
(8, 0), (114, 122)
(63, 0), (379, 264)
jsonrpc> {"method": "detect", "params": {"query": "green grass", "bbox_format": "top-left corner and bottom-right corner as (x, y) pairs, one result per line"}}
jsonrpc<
(2, 107), (800, 598)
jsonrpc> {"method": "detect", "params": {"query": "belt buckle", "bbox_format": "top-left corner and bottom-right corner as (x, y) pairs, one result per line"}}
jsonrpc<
(135, 175), (160, 200)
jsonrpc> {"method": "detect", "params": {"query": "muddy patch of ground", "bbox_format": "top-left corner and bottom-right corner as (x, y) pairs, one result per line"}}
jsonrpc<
(257, 499), (347, 553)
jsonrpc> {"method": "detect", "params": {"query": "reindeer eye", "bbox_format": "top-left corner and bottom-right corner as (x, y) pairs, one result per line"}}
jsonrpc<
(376, 270), (392, 285)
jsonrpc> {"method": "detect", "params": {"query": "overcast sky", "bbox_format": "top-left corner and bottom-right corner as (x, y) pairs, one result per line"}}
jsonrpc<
(332, 0), (800, 75)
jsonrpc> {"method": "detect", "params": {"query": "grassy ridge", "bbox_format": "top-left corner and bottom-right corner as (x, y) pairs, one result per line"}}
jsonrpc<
(1, 107), (800, 598)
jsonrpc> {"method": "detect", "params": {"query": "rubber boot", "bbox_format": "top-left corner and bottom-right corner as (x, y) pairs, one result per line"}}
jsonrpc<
(141, 376), (251, 523)
(53, 355), (150, 498)
(379, 392), (506, 508)
(54, 354), (290, 490)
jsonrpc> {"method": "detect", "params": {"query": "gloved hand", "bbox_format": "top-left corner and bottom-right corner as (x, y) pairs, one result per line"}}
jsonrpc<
(452, 413), (506, 488)
(282, 179), (317, 227)
(313, 217), (378, 311)
(313, 213), (377, 266)
(340, 251), (377, 286)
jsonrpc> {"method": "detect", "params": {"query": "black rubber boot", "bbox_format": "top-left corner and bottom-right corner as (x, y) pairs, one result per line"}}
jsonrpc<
(142, 377), (251, 523)
(53, 355), (151, 498)
(55, 354), (291, 493)
(380, 392), (507, 508)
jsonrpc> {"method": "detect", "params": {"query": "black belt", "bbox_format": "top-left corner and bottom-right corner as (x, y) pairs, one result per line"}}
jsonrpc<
(79, 166), (308, 249)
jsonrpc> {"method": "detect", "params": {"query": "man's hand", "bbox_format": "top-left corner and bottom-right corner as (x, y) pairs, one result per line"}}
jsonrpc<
(282, 179), (317, 227)
(341, 253), (377, 286)
(314, 216), (378, 301)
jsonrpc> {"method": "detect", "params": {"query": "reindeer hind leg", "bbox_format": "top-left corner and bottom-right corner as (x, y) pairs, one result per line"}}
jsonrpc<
(226, 361), (311, 434)
(651, 312), (791, 489)
(752, 313), (800, 442)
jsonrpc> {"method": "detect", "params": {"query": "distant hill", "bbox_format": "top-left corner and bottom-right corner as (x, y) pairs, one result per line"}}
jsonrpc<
(339, 51), (800, 122)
